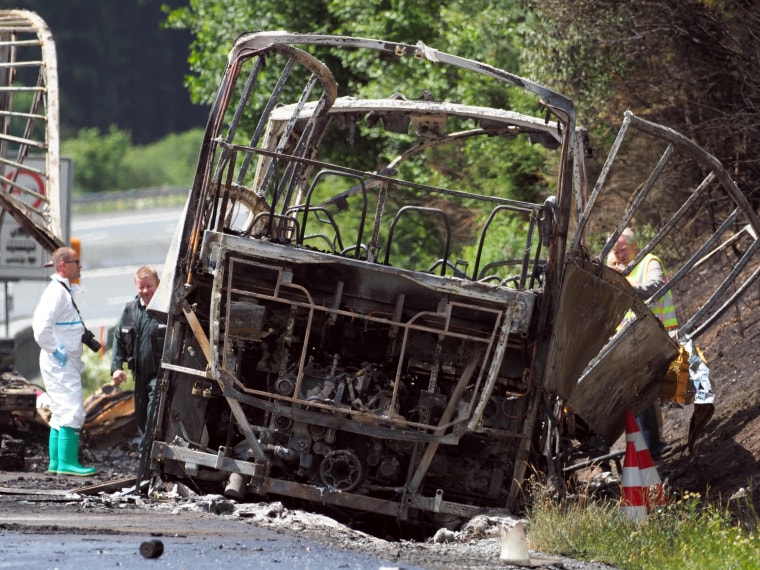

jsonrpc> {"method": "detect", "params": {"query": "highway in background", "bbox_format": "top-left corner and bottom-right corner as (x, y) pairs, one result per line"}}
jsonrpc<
(3, 207), (183, 337)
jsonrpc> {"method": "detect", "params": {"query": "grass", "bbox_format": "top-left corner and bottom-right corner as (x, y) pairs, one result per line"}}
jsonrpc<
(528, 488), (760, 569)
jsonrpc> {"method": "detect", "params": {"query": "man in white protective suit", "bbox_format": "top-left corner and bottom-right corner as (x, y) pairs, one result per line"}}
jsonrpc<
(32, 246), (97, 476)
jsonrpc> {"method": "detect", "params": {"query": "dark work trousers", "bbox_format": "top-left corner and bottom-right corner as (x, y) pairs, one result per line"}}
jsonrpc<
(136, 376), (158, 452)
(637, 404), (665, 458)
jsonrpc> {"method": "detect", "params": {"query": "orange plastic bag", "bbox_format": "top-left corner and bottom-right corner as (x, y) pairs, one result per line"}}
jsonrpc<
(660, 345), (695, 405)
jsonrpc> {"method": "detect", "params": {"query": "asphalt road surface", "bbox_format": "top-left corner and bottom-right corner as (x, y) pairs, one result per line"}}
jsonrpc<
(0, 498), (424, 570)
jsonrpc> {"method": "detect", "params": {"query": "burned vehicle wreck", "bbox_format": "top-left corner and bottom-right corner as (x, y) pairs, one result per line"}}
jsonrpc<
(144, 32), (760, 525)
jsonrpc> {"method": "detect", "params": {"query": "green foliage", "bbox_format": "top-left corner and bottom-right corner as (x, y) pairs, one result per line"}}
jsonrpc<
(459, 212), (540, 284)
(81, 344), (136, 401)
(528, 490), (760, 569)
(80, 347), (118, 399)
(163, 1), (540, 159)
(514, 0), (645, 155)
(164, 0), (335, 107)
(516, 1), (629, 130)
(121, 129), (204, 190)
(62, 126), (132, 193)
(63, 127), (203, 193)
(516, 0), (760, 216)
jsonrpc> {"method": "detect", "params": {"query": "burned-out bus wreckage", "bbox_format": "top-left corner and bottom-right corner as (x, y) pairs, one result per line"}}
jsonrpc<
(4, 25), (760, 526)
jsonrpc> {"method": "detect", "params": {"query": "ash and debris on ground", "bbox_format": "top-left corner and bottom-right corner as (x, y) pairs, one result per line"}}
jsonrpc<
(0, 428), (621, 569)
(0, 454), (617, 570)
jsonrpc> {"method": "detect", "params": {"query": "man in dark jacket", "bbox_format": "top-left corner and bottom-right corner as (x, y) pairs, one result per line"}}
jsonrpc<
(111, 266), (166, 446)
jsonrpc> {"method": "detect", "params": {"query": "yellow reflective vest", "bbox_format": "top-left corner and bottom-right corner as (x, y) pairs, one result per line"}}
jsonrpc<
(627, 253), (679, 331)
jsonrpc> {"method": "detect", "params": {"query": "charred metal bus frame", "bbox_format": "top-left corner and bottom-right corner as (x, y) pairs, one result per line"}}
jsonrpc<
(0, 10), (63, 253)
(144, 32), (760, 523)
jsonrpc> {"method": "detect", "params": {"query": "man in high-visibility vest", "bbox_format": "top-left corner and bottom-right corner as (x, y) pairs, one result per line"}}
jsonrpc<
(612, 228), (676, 460)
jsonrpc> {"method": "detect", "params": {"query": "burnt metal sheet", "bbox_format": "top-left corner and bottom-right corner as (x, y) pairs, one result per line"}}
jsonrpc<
(0, 369), (38, 429)
(81, 384), (137, 450)
(568, 312), (678, 445)
(544, 255), (635, 399)
(231, 32), (575, 117)
(269, 97), (564, 145)
(72, 477), (139, 496)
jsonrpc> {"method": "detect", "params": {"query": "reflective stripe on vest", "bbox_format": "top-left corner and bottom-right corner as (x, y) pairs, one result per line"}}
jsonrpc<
(627, 253), (679, 330)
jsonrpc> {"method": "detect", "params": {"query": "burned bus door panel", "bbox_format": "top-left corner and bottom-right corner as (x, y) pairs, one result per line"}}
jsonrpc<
(561, 109), (760, 448)
(543, 258), (634, 399)
(568, 311), (678, 446)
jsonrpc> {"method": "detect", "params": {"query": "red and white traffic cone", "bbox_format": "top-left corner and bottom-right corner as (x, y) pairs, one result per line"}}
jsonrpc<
(625, 409), (667, 506)
(621, 439), (647, 523)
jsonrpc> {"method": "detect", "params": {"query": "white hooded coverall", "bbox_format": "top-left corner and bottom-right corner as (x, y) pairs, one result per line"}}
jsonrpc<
(32, 275), (86, 430)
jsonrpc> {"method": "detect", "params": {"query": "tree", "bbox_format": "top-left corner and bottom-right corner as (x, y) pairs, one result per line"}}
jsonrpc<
(164, 1), (547, 197)
(62, 127), (203, 193)
(0, 0), (207, 144)
(62, 126), (131, 193)
(162, 1), (565, 269)
(519, 0), (760, 212)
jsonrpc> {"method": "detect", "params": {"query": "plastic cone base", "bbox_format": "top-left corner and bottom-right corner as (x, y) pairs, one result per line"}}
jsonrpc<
(625, 409), (667, 506)
(621, 439), (647, 523)
(499, 522), (531, 565)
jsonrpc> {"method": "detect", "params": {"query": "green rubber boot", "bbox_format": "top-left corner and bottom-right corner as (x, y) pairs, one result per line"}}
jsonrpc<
(57, 426), (97, 476)
(47, 428), (59, 473)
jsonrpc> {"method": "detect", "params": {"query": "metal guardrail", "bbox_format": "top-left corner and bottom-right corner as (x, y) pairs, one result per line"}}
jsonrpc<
(71, 186), (189, 214)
